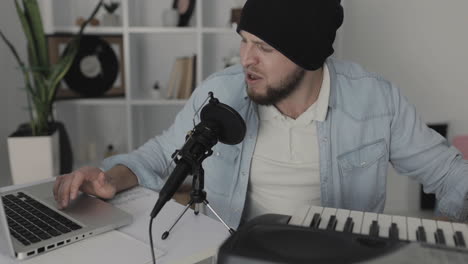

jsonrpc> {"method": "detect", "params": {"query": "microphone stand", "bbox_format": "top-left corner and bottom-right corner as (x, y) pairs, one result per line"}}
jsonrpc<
(161, 164), (236, 240)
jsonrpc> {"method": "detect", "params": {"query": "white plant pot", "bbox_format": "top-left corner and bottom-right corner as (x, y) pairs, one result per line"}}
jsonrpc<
(7, 130), (60, 185)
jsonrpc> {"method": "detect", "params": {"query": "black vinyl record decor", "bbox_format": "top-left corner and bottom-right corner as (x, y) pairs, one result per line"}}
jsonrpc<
(64, 35), (119, 97)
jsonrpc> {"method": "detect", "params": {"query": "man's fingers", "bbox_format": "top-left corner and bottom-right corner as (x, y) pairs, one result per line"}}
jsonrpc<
(58, 178), (71, 209)
(89, 172), (107, 195)
(58, 171), (83, 209)
(69, 171), (86, 201)
(96, 171), (106, 187)
(53, 175), (64, 202)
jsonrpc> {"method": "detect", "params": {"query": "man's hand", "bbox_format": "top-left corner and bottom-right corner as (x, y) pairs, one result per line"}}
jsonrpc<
(53, 166), (117, 209)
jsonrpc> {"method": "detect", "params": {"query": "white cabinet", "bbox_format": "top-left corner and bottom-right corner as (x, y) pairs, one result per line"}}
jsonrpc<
(51, 0), (244, 167)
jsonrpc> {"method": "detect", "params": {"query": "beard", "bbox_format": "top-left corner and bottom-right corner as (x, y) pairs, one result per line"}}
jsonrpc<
(246, 67), (306, 106)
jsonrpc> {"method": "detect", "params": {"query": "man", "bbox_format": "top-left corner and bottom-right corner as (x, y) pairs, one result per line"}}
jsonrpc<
(54, 0), (468, 228)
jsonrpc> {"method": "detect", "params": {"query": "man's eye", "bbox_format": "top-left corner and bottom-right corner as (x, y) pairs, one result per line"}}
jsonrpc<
(258, 44), (273, 52)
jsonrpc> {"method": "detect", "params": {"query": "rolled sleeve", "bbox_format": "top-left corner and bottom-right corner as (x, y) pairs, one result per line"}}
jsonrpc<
(389, 82), (468, 221)
(436, 155), (468, 221)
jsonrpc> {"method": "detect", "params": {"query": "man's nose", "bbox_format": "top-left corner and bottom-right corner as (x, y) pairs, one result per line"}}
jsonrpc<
(241, 45), (258, 67)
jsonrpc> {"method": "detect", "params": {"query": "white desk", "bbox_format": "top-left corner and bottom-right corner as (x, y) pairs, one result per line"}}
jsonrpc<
(0, 182), (230, 264)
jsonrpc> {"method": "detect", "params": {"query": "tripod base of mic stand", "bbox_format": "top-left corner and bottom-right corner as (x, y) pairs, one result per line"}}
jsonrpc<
(161, 202), (201, 240)
(161, 193), (235, 240)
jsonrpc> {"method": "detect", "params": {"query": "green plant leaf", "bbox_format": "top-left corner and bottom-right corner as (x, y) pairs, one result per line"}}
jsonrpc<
(4, 0), (104, 135)
(14, 0), (40, 74)
(78, 0), (104, 35)
(23, 0), (49, 75)
(47, 41), (79, 102)
(0, 30), (37, 100)
(0, 30), (26, 71)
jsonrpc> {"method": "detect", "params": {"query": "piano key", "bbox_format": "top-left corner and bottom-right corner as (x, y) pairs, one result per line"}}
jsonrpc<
(343, 217), (354, 233)
(389, 223), (399, 240)
(435, 228), (446, 245)
(326, 215), (338, 231)
(377, 214), (392, 238)
(286, 205), (468, 252)
(407, 217), (422, 242)
(454, 231), (466, 248)
(361, 212), (378, 236)
(302, 206), (324, 227)
(289, 205), (311, 226)
(421, 219), (437, 244)
(311, 213), (321, 229)
(436, 221), (455, 247)
(369, 220), (379, 237)
(318, 207), (337, 230)
(417, 226), (427, 242)
(349, 211), (364, 234)
(452, 223), (468, 248)
(334, 209), (350, 232)
(391, 215), (408, 241)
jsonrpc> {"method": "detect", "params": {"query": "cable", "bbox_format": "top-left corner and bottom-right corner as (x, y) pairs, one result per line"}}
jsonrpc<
(149, 217), (157, 264)
(147, 93), (217, 264)
(192, 93), (212, 128)
(158, 93), (213, 186)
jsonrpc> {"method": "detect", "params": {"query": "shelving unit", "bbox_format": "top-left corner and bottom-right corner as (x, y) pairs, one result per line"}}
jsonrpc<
(50, 0), (244, 168)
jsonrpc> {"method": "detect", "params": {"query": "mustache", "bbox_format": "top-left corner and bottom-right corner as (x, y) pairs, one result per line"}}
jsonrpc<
(243, 67), (262, 76)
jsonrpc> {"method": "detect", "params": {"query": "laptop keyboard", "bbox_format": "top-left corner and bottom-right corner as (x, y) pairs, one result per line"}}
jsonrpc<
(2, 192), (82, 246)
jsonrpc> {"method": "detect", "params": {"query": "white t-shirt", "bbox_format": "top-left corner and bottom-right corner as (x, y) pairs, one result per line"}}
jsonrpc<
(243, 64), (330, 221)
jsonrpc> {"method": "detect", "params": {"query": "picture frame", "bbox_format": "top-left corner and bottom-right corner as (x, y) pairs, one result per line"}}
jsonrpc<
(47, 34), (125, 99)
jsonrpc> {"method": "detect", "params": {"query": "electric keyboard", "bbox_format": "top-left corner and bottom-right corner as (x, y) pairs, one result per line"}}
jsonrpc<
(217, 205), (468, 264)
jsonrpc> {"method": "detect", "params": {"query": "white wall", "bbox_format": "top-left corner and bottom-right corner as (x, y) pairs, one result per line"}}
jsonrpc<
(2, 1), (468, 212)
(340, 0), (468, 216)
(0, 0), (29, 187)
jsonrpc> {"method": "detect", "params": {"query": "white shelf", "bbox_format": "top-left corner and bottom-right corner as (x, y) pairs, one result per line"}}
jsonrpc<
(130, 99), (187, 106)
(53, 26), (123, 34)
(128, 27), (197, 34)
(56, 98), (126, 106)
(53, 0), (241, 164)
(202, 27), (237, 34)
(56, 98), (188, 106)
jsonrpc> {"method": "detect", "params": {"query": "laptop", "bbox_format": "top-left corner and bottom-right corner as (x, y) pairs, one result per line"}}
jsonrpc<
(0, 180), (132, 260)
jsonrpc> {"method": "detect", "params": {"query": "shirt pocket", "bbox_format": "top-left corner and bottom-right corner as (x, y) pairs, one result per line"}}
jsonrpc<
(337, 139), (388, 211)
(203, 144), (240, 197)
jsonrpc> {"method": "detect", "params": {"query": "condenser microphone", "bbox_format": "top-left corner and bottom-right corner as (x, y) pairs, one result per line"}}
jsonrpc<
(150, 93), (246, 219)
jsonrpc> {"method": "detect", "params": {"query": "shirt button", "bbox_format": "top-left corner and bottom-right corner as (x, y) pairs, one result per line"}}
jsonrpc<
(360, 161), (367, 166)
(322, 137), (328, 142)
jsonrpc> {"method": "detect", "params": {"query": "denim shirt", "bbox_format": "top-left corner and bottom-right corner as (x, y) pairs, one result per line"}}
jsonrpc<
(102, 58), (468, 228)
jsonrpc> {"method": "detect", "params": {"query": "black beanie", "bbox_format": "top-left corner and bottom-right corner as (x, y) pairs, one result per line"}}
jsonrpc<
(237, 0), (344, 71)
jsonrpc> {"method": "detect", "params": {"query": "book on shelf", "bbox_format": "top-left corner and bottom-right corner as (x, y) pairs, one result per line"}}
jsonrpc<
(166, 55), (197, 100)
(166, 58), (184, 99)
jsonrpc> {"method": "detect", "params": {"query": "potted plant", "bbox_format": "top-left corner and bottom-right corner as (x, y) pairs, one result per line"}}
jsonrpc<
(102, 1), (121, 26)
(0, 0), (103, 184)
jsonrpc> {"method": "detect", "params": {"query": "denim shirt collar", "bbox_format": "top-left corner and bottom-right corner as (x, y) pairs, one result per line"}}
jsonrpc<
(325, 58), (338, 111)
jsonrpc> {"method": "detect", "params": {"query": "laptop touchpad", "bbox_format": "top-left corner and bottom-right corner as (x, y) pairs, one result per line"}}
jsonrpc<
(41, 194), (121, 226)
